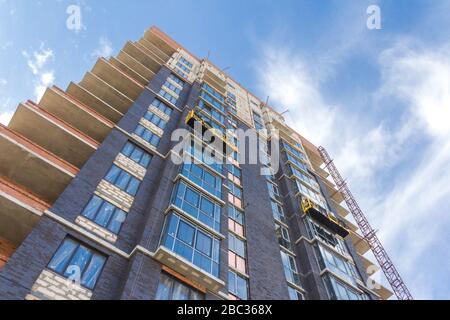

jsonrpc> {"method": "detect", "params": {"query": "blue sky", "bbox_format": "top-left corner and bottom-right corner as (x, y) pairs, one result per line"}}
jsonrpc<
(1, 0), (450, 299)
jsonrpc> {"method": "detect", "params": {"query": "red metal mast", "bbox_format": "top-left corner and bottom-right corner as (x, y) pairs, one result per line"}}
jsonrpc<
(318, 146), (413, 300)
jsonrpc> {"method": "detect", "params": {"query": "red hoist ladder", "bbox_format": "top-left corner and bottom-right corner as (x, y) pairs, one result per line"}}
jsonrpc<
(318, 146), (413, 300)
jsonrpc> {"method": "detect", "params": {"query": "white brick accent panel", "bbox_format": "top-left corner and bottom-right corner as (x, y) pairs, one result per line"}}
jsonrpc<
(26, 269), (92, 301)
(162, 85), (180, 98)
(114, 153), (146, 180)
(149, 105), (170, 122)
(75, 216), (118, 243)
(131, 134), (158, 152)
(96, 180), (134, 212)
(140, 118), (164, 137)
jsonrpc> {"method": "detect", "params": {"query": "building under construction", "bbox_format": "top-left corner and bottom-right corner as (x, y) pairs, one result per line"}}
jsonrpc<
(0, 26), (410, 300)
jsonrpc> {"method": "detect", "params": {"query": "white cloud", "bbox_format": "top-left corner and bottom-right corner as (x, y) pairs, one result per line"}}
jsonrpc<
(0, 110), (13, 126)
(0, 79), (6, 86)
(22, 44), (55, 101)
(34, 71), (55, 101)
(372, 41), (450, 298)
(378, 41), (450, 138)
(22, 45), (54, 75)
(92, 37), (113, 58)
(256, 38), (450, 299)
(0, 98), (13, 126)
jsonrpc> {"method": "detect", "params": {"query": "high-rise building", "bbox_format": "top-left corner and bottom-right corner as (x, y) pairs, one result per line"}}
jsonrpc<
(0, 26), (392, 300)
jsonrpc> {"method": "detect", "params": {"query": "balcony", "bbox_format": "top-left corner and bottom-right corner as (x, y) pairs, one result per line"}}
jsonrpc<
(322, 178), (345, 204)
(358, 253), (380, 274)
(8, 101), (98, 168)
(39, 86), (114, 142)
(201, 65), (227, 94)
(154, 246), (225, 293)
(348, 230), (370, 255)
(143, 27), (178, 58)
(314, 165), (330, 180)
(66, 82), (124, 123)
(372, 280), (393, 300)
(331, 199), (350, 218)
(116, 50), (155, 82)
(299, 135), (324, 168)
(138, 37), (171, 63)
(122, 41), (163, 74)
(109, 56), (149, 87)
(0, 124), (78, 203)
(0, 176), (50, 247)
(91, 58), (144, 102)
(79, 72), (134, 115)
(301, 198), (349, 238)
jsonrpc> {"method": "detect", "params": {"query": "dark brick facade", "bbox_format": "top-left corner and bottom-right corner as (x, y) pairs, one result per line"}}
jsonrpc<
(0, 64), (376, 300)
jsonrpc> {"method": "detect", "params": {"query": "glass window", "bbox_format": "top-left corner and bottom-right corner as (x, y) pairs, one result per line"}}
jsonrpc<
(275, 224), (292, 250)
(162, 213), (220, 277)
(121, 142), (152, 168)
(267, 182), (281, 201)
(228, 270), (248, 300)
(179, 57), (193, 69)
(48, 238), (106, 289)
(159, 87), (178, 104)
(181, 163), (222, 198)
(177, 220), (195, 246)
(185, 141), (223, 174)
(176, 62), (191, 74)
(163, 81), (182, 95)
(200, 90), (226, 113)
(172, 181), (221, 231)
(280, 251), (301, 286)
(144, 111), (168, 129)
(282, 141), (307, 161)
(253, 111), (264, 130)
(228, 206), (244, 225)
(151, 99), (172, 116)
(324, 274), (368, 300)
(196, 231), (212, 256)
(104, 165), (141, 196)
(156, 273), (204, 300)
(227, 164), (241, 179)
(198, 100), (225, 125)
(175, 68), (189, 79)
(202, 83), (225, 103)
(288, 286), (304, 300)
(82, 196), (127, 234)
(315, 245), (360, 284)
(134, 124), (161, 147)
(271, 200), (286, 223)
(229, 233), (246, 257)
(228, 181), (242, 199)
(169, 74), (185, 87)
(307, 219), (348, 256)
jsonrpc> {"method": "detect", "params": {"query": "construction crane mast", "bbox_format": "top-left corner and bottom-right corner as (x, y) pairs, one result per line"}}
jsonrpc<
(318, 146), (413, 300)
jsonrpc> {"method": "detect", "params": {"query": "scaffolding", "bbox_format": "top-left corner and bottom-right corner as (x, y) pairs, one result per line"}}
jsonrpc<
(318, 146), (413, 300)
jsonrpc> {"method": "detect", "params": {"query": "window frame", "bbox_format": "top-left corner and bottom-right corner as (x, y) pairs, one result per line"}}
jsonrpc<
(81, 195), (127, 235)
(47, 238), (107, 290)
(104, 164), (141, 196)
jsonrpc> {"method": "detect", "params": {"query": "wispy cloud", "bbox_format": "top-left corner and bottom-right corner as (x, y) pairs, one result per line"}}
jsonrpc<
(373, 40), (450, 299)
(92, 37), (114, 58)
(255, 32), (450, 299)
(22, 43), (55, 101)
